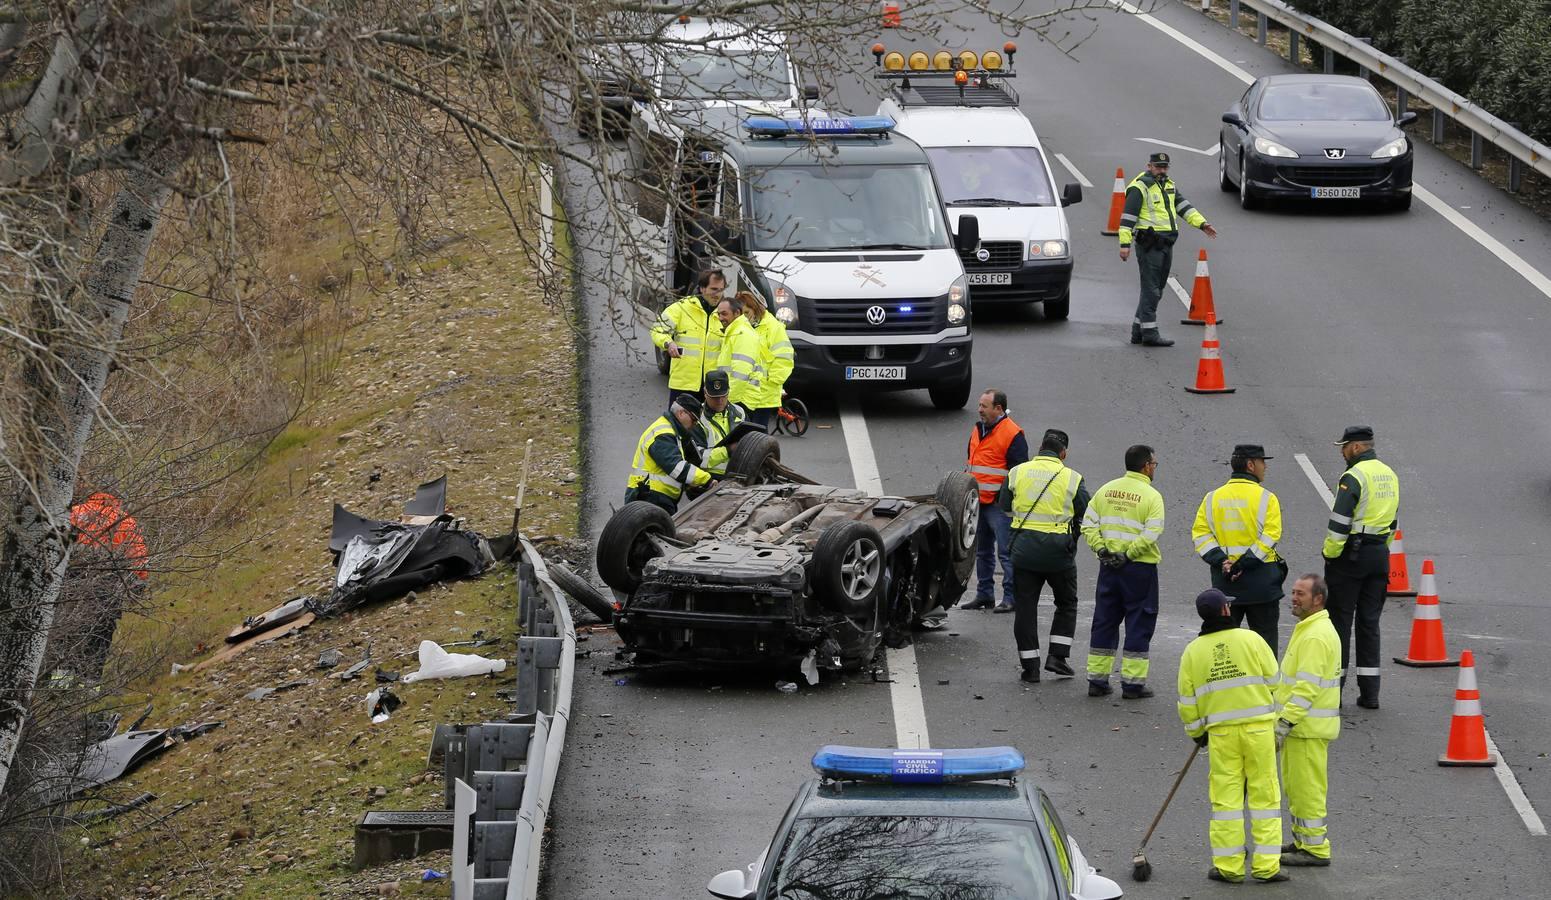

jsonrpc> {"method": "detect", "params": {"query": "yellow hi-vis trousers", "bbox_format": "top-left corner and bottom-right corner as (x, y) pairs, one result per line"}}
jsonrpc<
(1281, 736), (1331, 858)
(1207, 720), (1283, 880)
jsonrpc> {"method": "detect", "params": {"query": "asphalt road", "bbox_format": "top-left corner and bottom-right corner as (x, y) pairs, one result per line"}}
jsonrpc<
(543, 2), (1551, 896)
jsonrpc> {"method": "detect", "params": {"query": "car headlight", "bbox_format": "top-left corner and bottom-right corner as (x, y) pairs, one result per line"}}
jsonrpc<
(1370, 137), (1408, 159)
(1253, 136), (1298, 158)
(948, 303), (966, 324)
(768, 277), (799, 325)
(1029, 240), (1068, 259)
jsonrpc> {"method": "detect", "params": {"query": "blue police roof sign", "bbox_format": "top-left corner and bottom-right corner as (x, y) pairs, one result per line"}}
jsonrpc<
(811, 746), (1024, 783)
(744, 115), (896, 137)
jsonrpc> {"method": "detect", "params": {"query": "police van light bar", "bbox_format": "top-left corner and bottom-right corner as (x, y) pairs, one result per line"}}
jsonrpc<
(871, 45), (1016, 77)
(744, 115), (895, 136)
(812, 746), (1025, 784)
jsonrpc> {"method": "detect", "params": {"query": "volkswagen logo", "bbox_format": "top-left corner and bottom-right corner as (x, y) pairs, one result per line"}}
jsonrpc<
(975, 247), (991, 262)
(1324, 148), (1346, 160)
(865, 305), (887, 325)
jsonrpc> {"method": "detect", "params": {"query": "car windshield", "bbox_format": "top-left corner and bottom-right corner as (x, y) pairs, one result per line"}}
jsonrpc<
(769, 816), (1058, 899)
(1258, 83), (1391, 121)
(660, 49), (792, 100)
(748, 164), (950, 251)
(926, 146), (1055, 206)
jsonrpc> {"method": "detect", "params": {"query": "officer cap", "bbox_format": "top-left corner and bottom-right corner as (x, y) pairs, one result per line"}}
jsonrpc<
(704, 369), (731, 398)
(673, 393), (703, 417)
(1041, 429), (1069, 450)
(1196, 588), (1234, 618)
(1148, 151), (1171, 166)
(1231, 443), (1273, 461)
(1334, 425), (1374, 445)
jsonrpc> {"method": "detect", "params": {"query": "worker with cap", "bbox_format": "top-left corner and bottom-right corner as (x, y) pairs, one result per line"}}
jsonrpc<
(1080, 444), (1165, 698)
(962, 389), (1028, 612)
(1177, 588), (1287, 885)
(623, 394), (711, 514)
(652, 268), (728, 406)
(1275, 573), (1341, 868)
(1322, 425), (1399, 709)
(1000, 428), (1088, 682)
(1191, 444), (1287, 654)
(1117, 152), (1218, 347)
(699, 368), (746, 477)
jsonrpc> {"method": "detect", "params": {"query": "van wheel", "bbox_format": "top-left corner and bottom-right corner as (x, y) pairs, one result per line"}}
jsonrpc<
(1044, 289), (1071, 321)
(928, 365), (973, 410)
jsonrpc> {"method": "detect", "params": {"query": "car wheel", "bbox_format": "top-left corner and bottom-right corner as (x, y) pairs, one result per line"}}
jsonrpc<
(1218, 142), (1234, 192)
(1239, 155), (1260, 210)
(933, 471), (979, 567)
(1043, 289), (1071, 321)
(726, 431), (780, 483)
(597, 501), (676, 593)
(813, 520), (886, 619)
(928, 362), (973, 410)
(549, 561), (615, 622)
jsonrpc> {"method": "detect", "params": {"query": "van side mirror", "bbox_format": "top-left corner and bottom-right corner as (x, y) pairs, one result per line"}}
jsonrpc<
(803, 84), (821, 101)
(707, 870), (754, 899)
(1397, 110), (1418, 127)
(1222, 110), (1245, 127)
(1061, 183), (1083, 207)
(954, 214), (980, 253)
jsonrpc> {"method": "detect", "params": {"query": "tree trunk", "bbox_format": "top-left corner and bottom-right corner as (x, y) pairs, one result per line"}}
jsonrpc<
(0, 142), (184, 800)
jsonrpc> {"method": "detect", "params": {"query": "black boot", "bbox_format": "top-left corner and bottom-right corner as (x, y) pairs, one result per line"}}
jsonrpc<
(1044, 657), (1075, 677)
(1140, 332), (1175, 347)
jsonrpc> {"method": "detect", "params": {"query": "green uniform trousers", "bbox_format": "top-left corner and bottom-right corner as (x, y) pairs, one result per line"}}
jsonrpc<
(1207, 720), (1283, 880)
(1281, 736), (1331, 859)
(1133, 240), (1173, 335)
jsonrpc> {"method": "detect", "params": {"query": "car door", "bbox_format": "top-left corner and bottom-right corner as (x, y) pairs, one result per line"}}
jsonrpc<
(710, 155), (745, 295)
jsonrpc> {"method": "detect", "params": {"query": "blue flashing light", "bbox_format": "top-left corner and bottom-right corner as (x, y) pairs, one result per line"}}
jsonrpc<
(744, 115), (896, 137)
(898, 305), (913, 313)
(812, 746), (1024, 784)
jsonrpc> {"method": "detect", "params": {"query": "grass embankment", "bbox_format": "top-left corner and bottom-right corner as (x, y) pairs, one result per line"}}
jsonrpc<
(66, 153), (579, 897)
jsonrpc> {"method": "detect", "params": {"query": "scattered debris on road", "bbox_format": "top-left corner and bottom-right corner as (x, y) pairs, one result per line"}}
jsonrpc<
(401, 639), (507, 682)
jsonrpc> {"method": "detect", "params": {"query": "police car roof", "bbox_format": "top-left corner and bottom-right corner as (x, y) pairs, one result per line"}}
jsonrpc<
(660, 18), (789, 50)
(890, 107), (1044, 149)
(795, 780), (1040, 821)
(727, 128), (930, 168)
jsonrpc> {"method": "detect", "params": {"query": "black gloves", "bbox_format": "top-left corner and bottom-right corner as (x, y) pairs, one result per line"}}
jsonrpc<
(1194, 733), (1209, 748)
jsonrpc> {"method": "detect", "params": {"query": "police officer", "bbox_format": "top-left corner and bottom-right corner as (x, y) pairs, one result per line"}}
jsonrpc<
(1117, 152), (1218, 347)
(1322, 425), (1399, 710)
(1080, 444), (1165, 698)
(623, 394), (711, 514)
(962, 389), (1028, 612)
(1191, 444), (1287, 654)
(652, 268), (728, 405)
(744, 290), (794, 431)
(700, 369), (746, 477)
(1178, 589), (1287, 885)
(1276, 573), (1341, 868)
(1000, 429), (1088, 682)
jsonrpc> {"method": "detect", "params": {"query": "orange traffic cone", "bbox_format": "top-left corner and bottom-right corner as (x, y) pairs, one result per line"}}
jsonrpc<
(881, 0), (901, 27)
(1181, 249), (1223, 326)
(1394, 559), (1458, 667)
(1438, 649), (1496, 767)
(1101, 168), (1126, 235)
(1184, 312), (1235, 394)
(1386, 529), (1417, 596)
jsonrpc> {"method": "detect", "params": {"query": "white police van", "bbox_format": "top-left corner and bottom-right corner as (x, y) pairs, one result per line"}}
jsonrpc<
(875, 45), (1082, 318)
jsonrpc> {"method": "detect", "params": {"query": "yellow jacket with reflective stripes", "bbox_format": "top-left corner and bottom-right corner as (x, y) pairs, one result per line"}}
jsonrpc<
(1192, 474), (1282, 565)
(1118, 172), (1207, 247)
(1081, 471), (1165, 564)
(716, 315), (761, 406)
(1276, 609), (1342, 741)
(750, 314), (794, 409)
(627, 415), (710, 501)
(1322, 452), (1399, 558)
(1008, 456), (1083, 534)
(1177, 626), (1280, 739)
(700, 402), (746, 476)
(652, 295), (725, 391)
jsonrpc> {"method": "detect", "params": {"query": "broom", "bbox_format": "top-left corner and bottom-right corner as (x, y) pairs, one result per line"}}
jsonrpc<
(1131, 743), (1201, 881)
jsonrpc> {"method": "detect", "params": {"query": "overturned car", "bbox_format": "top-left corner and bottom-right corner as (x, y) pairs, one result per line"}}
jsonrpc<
(596, 435), (977, 675)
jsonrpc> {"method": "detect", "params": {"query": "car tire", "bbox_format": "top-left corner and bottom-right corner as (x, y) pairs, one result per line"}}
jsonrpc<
(928, 363), (973, 410)
(1043, 289), (1071, 321)
(1239, 155), (1260, 210)
(813, 520), (886, 620)
(933, 471), (979, 567)
(597, 501), (676, 593)
(1218, 142), (1235, 192)
(549, 561), (616, 622)
(726, 431), (780, 483)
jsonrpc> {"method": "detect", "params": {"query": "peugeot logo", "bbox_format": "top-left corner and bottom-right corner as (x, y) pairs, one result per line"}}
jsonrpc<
(975, 248), (990, 262)
(1324, 148), (1346, 160)
(865, 305), (887, 325)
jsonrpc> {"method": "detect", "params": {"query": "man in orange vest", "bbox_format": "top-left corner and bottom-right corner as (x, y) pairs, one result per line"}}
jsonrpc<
(962, 389), (1028, 612)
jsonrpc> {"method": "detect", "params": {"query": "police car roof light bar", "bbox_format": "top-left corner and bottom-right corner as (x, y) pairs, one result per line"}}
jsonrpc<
(812, 746), (1025, 784)
(743, 115), (895, 137)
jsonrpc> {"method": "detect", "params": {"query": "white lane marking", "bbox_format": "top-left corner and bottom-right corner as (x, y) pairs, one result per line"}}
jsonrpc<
(1414, 186), (1551, 302)
(839, 399), (931, 750)
(1294, 452), (1335, 507)
(1054, 152), (1092, 188)
(1136, 137), (1221, 157)
(1167, 274), (1192, 310)
(1112, 0), (1253, 85)
(1483, 730), (1549, 836)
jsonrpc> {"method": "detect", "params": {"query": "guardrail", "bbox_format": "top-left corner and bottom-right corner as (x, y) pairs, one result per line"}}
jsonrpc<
(447, 536), (576, 900)
(1205, 0), (1550, 192)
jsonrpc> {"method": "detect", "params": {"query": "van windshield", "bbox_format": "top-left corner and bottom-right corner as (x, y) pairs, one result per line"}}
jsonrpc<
(747, 163), (950, 251)
(660, 49), (792, 101)
(926, 146), (1055, 206)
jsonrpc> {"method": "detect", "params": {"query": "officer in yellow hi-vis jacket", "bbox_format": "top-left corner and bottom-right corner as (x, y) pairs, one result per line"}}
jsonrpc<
(699, 369), (746, 478)
(1080, 444), (1165, 699)
(1322, 425), (1399, 709)
(1192, 444), (1287, 654)
(1275, 573), (1342, 869)
(651, 269), (727, 406)
(624, 395), (711, 514)
(1178, 589), (1287, 885)
(1117, 152), (1217, 347)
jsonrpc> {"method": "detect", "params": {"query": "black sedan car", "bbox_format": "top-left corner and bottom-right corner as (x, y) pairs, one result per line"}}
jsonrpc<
(1219, 74), (1417, 210)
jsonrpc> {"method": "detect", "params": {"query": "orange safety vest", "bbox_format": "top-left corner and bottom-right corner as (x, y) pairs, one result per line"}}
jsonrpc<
(70, 492), (149, 579)
(967, 416), (1023, 505)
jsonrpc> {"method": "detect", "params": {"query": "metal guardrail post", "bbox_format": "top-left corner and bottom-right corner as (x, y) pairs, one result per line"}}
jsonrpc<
(1396, 88), (1408, 118)
(1432, 108), (1446, 145)
(1508, 126), (1524, 192)
(1355, 38), (1371, 79)
(1287, 31), (1298, 64)
(1229, 0), (1239, 28)
(1322, 46), (1334, 74)
(1471, 133), (1485, 170)
(1256, 12), (1267, 45)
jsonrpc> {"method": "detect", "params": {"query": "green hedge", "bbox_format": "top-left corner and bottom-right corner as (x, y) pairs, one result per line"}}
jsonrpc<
(1287, 0), (1551, 143)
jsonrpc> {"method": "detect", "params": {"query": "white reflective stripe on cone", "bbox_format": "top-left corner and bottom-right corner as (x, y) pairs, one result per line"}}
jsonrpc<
(1201, 346), (1221, 359)
(1419, 572), (1438, 595)
(1195, 258), (1209, 277)
(1412, 603), (1441, 621)
(1453, 697), (1483, 716)
(1457, 664), (1478, 691)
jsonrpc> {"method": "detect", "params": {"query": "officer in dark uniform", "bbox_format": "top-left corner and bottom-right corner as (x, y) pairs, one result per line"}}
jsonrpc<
(1191, 444), (1288, 655)
(1322, 425), (1400, 709)
(1118, 152), (1218, 347)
